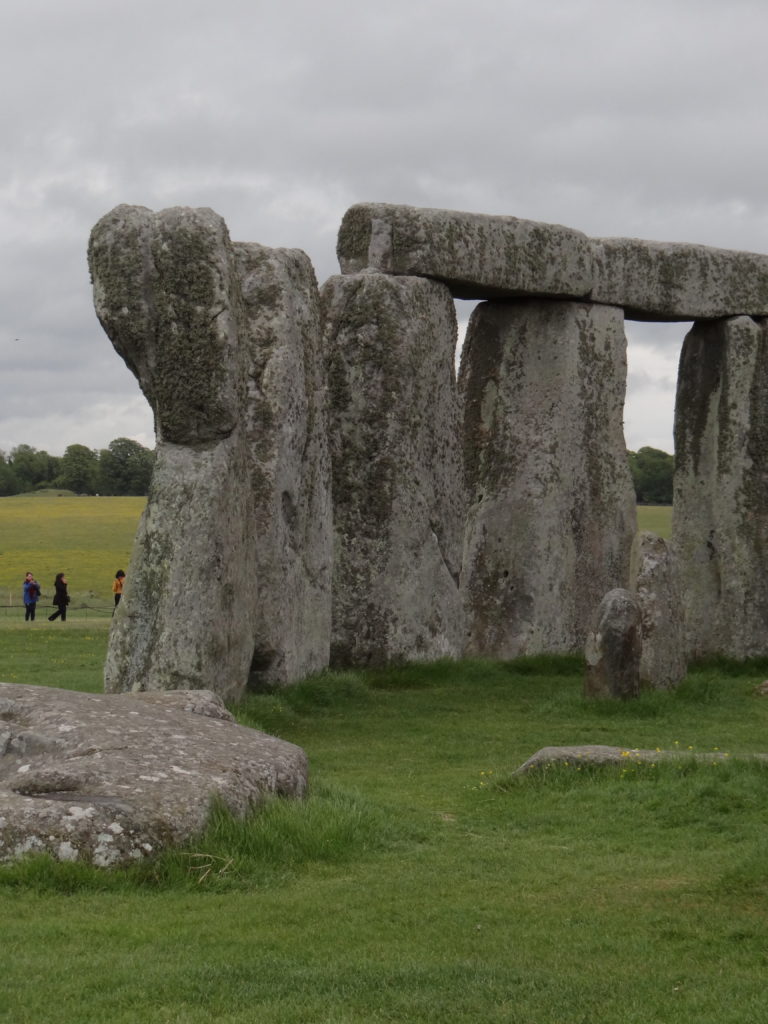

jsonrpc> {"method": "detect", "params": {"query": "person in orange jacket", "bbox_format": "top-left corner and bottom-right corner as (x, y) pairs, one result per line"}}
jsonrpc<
(112, 569), (126, 615)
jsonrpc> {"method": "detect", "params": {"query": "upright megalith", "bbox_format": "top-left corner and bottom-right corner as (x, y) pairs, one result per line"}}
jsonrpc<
(89, 205), (331, 699)
(234, 241), (333, 687)
(583, 589), (642, 700)
(673, 315), (768, 659)
(337, 203), (593, 301)
(631, 531), (686, 690)
(460, 299), (637, 658)
(321, 272), (466, 665)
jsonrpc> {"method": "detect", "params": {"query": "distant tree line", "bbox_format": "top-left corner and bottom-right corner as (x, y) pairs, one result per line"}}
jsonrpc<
(1, 438), (673, 504)
(0, 439), (155, 497)
(627, 447), (674, 504)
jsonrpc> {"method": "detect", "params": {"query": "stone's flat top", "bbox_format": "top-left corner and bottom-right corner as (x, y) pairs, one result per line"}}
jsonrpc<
(0, 683), (308, 866)
(337, 202), (594, 300)
(337, 202), (768, 317)
(513, 744), (764, 774)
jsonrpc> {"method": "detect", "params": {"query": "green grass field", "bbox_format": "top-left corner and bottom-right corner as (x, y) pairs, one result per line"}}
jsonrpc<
(636, 504), (672, 538)
(1, 626), (768, 1023)
(3, 493), (763, 1024)
(0, 494), (145, 613)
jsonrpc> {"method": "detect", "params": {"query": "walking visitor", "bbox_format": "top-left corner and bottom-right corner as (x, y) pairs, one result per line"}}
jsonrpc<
(48, 573), (70, 622)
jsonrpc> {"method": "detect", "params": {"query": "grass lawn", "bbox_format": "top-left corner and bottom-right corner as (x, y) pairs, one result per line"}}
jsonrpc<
(1, 619), (768, 1022)
(0, 494), (145, 612)
(1, 493), (763, 1023)
(636, 504), (672, 538)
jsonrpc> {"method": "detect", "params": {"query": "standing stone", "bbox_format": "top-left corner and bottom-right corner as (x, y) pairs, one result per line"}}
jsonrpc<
(584, 589), (642, 700)
(673, 316), (768, 659)
(89, 205), (331, 699)
(460, 299), (637, 657)
(321, 272), (466, 665)
(631, 531), (687, 689)
(234, 241), (333, 687)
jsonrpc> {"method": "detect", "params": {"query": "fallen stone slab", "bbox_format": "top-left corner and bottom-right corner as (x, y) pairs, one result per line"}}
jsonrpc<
(337, 202), (593, 301)
(590, 237), (768, 320)
(513, 744), (765, 775)
(0, 683), (307, 866)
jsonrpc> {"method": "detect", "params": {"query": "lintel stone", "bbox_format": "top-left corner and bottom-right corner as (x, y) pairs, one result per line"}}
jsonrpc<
(337, 202), (768, 319)
(337, 202), (593, 301)
(590, 237), (768, 321)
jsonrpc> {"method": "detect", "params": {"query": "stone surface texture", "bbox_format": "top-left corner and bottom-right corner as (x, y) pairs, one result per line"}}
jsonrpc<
(337, 203), (593, 301)
(590, 237), (768, 321)
(630, 531), (687, 690)
(672, 315), (768, 658)
(89, 206), (331, 699)
(460, 299), (636, 658)
(234, 241), (333, 687)
(513, 744), (759, 774)
(0, 683), (307, 866)
(321, 272), (466, 666)
(583, 589), (642, 699)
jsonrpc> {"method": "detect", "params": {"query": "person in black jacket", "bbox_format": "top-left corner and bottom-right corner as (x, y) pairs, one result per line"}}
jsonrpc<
(48, 573), (70, 622)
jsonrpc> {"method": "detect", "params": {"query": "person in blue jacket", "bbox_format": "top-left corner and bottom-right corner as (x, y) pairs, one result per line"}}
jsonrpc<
(23, 572), (41, 622)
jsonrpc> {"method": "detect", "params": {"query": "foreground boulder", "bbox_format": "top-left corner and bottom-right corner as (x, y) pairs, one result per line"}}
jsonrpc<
(89, 206), (331, 698)
(0, 683), (307, 866)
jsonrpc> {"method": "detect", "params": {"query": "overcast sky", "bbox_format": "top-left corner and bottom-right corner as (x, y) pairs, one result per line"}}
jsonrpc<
(2, 0), (767, 457)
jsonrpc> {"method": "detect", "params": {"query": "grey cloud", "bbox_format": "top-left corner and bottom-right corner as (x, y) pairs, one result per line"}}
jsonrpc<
(3, 0), (768, 454)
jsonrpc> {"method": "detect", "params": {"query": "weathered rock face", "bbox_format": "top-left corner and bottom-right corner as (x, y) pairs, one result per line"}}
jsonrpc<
(337, 203), (593, 301)
(338, 204), (768, 319)
(234, 242), (333, 686)
(631, 531), (687, 690)
(321, 272), (466, 666)
(590, 237), (768, 321)
(0, 683), (307, 867)
(584, 589), (642, 699)
(460, 299), (637, 657)
(673, 315), (768, 658)
(89, 206), (331, 698)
